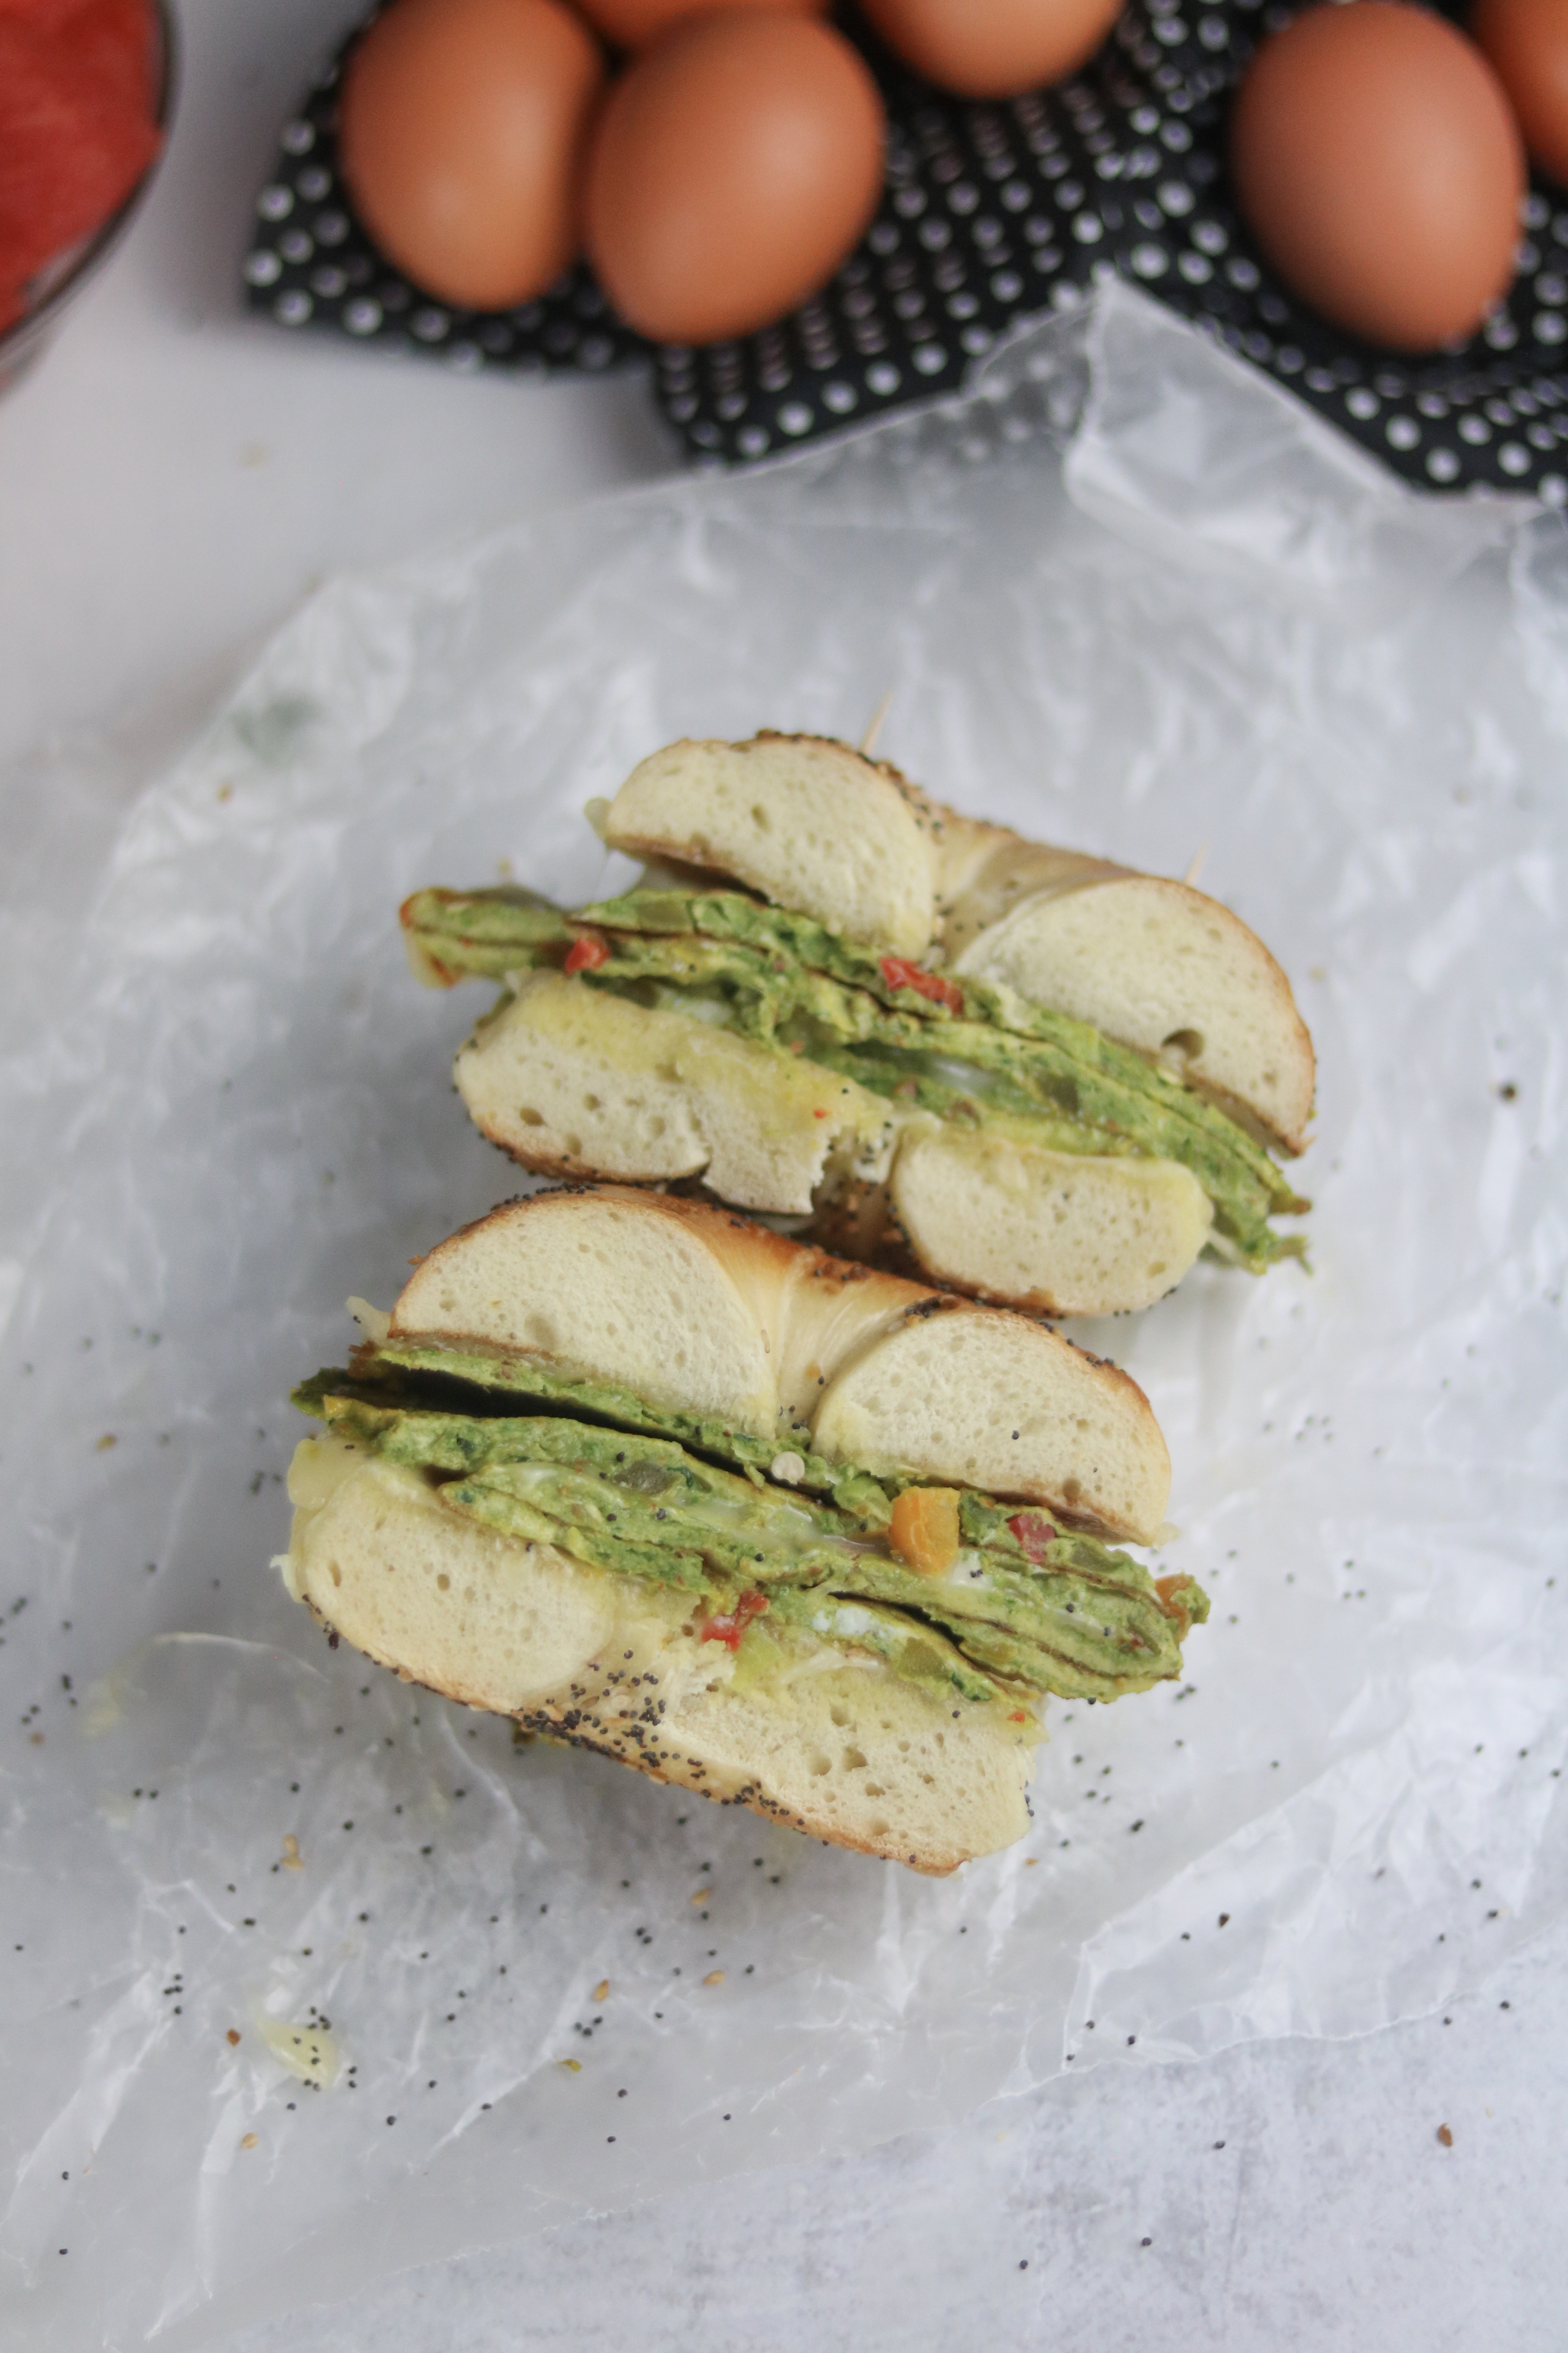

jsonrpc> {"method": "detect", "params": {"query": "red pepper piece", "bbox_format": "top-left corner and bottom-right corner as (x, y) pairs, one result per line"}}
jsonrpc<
(879, 956), (964, 1015)
(563, 932), (610, 974)
(696, 1590), (769, 1651)
(1006, 1511), (1057, 1564)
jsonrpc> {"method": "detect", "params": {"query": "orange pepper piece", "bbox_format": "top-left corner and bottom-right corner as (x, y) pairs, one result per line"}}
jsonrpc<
(1154, 1574), (1197, 1637)
(889, 1487), (961, 1576)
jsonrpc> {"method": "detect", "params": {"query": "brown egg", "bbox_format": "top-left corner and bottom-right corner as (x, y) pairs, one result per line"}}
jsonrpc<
(339, 0), (605, 311)
(584, 13), (886, 345)
(1231, 2), (1525, 352)
(575, 0), (829, 49)
(1473, 0), (1568, 184)
(858, 0), (1125, 100)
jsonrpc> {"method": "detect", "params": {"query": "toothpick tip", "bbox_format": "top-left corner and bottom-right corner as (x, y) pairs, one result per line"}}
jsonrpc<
(858, 689), (895, 758)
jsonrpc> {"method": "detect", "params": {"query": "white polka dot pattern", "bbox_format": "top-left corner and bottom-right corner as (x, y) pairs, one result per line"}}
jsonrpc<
(244, 3), (1568, 498)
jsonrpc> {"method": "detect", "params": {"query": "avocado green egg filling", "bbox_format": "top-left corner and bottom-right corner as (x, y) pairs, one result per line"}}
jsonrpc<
(304, 1344), (894, 1523)
(402, 884), (1305, 1271)
(295, 1371), (1207, 1709)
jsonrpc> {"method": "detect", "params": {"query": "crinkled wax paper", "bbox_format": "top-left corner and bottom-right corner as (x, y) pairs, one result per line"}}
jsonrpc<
(2, 282), (1566, 2349)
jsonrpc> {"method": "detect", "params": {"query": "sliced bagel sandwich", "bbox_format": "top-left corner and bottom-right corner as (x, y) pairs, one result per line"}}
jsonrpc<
(402, 732), (1312, 1316)
(282, 1187), (1201, 1872)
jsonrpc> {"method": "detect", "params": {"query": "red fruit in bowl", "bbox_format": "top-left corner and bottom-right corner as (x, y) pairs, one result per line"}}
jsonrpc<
(0, 0), (162, 332)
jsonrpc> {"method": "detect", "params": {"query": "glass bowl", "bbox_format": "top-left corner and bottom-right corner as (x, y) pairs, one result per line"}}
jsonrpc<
(0, 0), (179, 394)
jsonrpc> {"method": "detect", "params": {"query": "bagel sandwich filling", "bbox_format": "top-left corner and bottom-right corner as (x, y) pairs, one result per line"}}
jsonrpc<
(288, 1359), (1207, 1714)
(400, 882), (1306, 1276)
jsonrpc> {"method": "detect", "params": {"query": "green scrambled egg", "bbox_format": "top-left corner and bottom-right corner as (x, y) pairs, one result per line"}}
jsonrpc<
(294, 1360), (1207, 1710)
(401, 883), (1305, 1270)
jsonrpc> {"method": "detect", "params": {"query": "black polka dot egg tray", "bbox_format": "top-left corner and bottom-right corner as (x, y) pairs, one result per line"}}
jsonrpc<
(245, 0), (1568, 502)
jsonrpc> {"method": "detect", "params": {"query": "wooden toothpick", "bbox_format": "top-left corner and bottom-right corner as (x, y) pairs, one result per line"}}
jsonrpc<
(859, 689), (894, 759)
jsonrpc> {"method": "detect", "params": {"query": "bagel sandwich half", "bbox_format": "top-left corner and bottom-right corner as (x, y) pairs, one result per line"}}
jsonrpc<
(401, 734), (1313, 1318)
(281, 1187), (1202, 1873)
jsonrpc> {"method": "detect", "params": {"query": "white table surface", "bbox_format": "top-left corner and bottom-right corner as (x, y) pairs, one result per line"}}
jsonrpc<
(3, 6), (1563, 2346)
